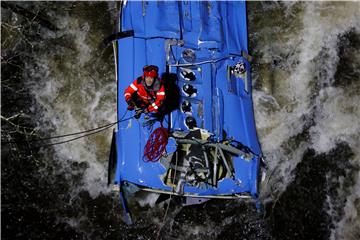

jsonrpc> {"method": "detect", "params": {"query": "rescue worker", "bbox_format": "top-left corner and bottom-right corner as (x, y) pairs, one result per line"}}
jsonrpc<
(124, 65), (165, 118)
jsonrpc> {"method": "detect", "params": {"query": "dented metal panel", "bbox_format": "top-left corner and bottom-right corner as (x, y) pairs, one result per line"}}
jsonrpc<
(113, 1), (261, 198)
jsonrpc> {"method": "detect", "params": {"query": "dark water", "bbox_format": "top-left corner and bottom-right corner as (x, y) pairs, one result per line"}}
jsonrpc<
(1, 2), (359, 240)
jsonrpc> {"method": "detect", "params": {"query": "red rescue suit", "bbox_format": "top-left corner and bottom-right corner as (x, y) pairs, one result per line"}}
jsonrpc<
(124, 76), (165, 113)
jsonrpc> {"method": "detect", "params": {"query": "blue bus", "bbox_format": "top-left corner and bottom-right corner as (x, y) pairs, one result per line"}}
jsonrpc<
(107, 1), (265, 224)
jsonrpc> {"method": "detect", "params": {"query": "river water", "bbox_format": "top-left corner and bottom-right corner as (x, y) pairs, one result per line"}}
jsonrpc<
(2, 2), (359, 240)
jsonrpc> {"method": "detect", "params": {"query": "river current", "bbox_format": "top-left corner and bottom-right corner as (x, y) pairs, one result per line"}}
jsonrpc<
(2, 2), (359, 240)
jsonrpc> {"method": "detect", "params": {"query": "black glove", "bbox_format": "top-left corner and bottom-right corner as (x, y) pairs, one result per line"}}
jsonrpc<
(126, 99), (135, 110)
(134, 109), (143, 119)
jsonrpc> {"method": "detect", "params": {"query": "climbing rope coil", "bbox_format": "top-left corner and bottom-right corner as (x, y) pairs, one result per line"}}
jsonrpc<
(143, 127), (169, 162)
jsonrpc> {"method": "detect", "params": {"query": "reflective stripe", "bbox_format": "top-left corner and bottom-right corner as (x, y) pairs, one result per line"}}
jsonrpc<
(156, 92), (165, 96)
(151, 103), (159, 110)
(130, 83), (138, 91)
(124, 93), (131, 97)
(139, 95), (151, 100)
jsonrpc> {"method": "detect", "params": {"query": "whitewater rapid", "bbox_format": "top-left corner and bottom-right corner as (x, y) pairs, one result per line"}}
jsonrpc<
(252, 2), (359, 239)
(4, 1), (358, 239)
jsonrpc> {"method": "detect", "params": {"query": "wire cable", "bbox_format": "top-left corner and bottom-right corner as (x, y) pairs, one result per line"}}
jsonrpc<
(156, 149), (179, 240)
(31, 114), (134, 148)
(2, 110), (129, 144)
(2, 110), (133, 148)
(31, 115), (135, 148)
(32, 122), (117, 148)
(2, 121), (116, 144)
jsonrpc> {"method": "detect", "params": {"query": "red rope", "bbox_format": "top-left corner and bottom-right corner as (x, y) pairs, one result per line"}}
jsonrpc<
(143, 127), (169, 162)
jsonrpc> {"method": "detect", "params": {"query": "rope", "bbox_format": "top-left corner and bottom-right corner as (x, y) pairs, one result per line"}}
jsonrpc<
(2, 110), (129, 144)
(3, 121), (115, 144)
(3, 111), (135, 148)
(32, 123), (117, 148)
(33, 116), (134, 148)
(156, 150), (178, 240)
(143, 127), (169, 162)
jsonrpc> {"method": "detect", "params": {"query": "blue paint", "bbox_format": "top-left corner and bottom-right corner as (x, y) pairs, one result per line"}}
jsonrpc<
(113, 1), (262, 198)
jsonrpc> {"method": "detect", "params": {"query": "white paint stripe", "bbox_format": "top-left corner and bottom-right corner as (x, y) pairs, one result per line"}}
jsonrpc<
(130, 83), (138, 91)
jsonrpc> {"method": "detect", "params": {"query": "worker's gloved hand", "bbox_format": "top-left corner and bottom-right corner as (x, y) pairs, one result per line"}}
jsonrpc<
(126, 100), (135, 110)
(143, 108), (150, 120)
(134, 108), (143, 119)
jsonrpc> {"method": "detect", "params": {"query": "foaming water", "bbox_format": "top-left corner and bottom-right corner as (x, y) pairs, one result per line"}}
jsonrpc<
(331, 174), (360, 240)
(26, 3), (116, 198)
(3, 1), (359, 239)
(254, 1), (358, 186)
(252, 2), (360, 239)
(29, 1), (359, 237)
